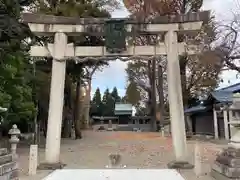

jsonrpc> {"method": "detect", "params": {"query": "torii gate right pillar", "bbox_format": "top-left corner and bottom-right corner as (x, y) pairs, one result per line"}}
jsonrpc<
(165, 30), (188, 165)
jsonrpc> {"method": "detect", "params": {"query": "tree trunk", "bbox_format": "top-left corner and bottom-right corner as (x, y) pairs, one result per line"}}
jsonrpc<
(147, 61), (152, 114)
(179, 56), (188, 107)
(179, 56), (192, 135)
(62, 117), (71, 138)
(83, 79), (91, 129)
(150, 58), (157, 132)
(62, 75), (73, 138)
(73, 78), (82, 139)
(157, 65), (165, 128)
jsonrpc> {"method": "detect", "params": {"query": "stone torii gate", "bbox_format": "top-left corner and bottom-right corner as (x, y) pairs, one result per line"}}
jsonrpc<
(22, 11), (209, 169)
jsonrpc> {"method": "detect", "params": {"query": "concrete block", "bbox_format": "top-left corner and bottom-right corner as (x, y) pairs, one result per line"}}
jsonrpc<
(211, 169), (238, 180)
(0, 162), (17, 176)
(167, 161), (194, 169)
(0, 155), (12, 166)
(217, 155), (240, 167)
(0, 169), (19, 180)
(0, 149), (7, 157)
(212, 161), (240, 178)
(222, 147), (240, 158)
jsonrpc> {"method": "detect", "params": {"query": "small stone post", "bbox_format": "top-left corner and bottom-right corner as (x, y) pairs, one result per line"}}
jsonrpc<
(107, 120), (113, 131)
(28, 145), (38, 175)
(161, 127), (165, 138)
(194, 142), (203, 176)
(8, 124), (21, 159)
(71, 124), (76, 139)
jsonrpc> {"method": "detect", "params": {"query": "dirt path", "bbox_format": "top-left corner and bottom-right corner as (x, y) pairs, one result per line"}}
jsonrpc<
(18, 131), (223, 180)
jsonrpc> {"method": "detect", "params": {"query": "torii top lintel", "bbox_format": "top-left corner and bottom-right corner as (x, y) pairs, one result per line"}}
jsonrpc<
(22, 11), (209, 25)
(21, 11), (210, 36)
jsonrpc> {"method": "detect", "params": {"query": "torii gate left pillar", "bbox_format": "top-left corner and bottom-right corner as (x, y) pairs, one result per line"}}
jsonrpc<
(44, 32), (67, 166)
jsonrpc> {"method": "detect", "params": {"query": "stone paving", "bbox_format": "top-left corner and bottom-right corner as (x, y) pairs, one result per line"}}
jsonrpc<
(18, 131), (225, 180)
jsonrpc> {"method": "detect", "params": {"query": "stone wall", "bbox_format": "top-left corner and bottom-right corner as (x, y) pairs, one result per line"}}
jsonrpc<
(0, 148), (18, 180)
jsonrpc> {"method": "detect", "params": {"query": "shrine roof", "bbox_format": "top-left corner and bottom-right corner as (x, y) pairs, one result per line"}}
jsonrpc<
(184, 105), (209, 114)
(115, 104), (132, 112)
(185, 83), (240, 114)
(208, 82), (240, 103)
(218, 82), (240, 92)
(210, 91), (233, 103)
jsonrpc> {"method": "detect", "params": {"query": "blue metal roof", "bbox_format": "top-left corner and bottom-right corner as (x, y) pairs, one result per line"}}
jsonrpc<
(210, 90), (233, 103)
(184, 105), (208, 114)
(186, 83), (240, 114)
(206, 82), (240, 103)
(219, 82), (240, 92)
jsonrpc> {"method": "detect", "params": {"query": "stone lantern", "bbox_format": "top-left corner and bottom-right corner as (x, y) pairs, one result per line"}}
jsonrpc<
(228, 93), (240, 147)
(8, 124), (21, 159)
(212, 93), (240, 179)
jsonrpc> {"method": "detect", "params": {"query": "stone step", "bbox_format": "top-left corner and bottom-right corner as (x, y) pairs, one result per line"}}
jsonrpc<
(216, 154), (240, 168)
(0, 154), (12, 166)
(222, 147), (240, 158)
(212, 161), (240, 178)
(116, 125), (133, 131)
(0, 149), (8, 156)
(211, 169), (236, 180)
(0, 162), (17, 176)
(0, 169), (19, 180)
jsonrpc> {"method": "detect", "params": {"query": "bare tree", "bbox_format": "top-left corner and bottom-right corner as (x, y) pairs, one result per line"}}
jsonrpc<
(210, 3), (240, 73)
(124, 0), (222, 134)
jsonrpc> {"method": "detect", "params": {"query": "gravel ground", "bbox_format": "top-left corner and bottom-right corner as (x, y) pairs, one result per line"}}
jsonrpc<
(18, 131), (225, 180)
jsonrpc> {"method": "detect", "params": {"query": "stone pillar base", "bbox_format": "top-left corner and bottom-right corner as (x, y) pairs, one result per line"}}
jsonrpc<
(211, 147), (240, 179)
(97, 126), (106, 131)
(37, 162), (66, 170)
(167, 161), (194, 169)
(107, 128), (114, 131)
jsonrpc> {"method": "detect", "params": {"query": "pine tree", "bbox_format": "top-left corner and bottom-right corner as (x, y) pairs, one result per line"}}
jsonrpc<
(91, 88), (102, 116)
(102, 88), (114, 116)
(0, 0), (36, 131)
(111, 87), (121, 103)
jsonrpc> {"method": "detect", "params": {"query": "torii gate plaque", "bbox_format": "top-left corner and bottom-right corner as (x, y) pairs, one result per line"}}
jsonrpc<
(22, 11), (209, 169)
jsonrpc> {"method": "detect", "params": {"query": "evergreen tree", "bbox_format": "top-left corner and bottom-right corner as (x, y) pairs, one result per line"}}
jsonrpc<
(111, 87), (121, 103)
(32, 0), (119, 138)
(125, 82), (141, 106)
(0, 0), (36, 131)
(91, 88), (102, 116)
(102, 88), (114, 116)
